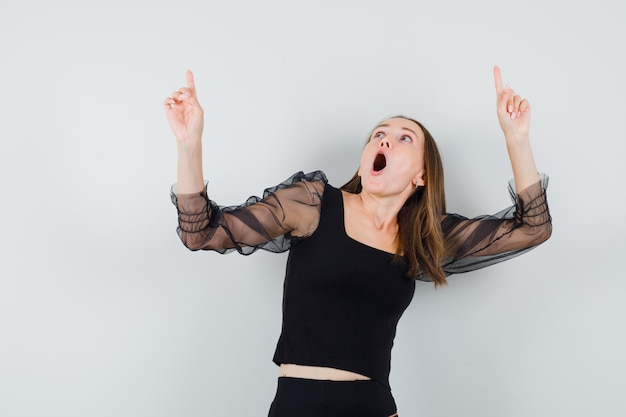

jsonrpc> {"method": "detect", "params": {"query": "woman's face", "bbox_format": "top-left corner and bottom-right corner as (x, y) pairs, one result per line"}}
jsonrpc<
(358, 117), (426, 197)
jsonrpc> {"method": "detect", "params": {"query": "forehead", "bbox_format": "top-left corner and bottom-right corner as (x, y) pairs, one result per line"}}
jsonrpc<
(376, 117), (424, 138)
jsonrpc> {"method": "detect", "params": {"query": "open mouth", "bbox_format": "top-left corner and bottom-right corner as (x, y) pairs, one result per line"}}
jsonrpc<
(373, 153), (387, 172)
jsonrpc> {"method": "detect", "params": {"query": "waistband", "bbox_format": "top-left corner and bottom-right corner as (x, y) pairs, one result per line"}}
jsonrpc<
(274, 376), (396, 410)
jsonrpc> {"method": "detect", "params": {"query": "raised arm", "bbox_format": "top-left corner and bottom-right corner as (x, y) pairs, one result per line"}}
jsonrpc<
(433, 67), (551, 278)
(164, 69), (205, 194)
(165, 71), (327, 253)
(494, 66), (539, 192)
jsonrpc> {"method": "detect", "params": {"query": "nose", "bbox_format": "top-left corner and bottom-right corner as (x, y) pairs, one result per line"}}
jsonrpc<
(379, 139), (390, 148)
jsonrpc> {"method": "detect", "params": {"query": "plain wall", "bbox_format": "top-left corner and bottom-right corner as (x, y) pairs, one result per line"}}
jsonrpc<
(1, 0), (624, 416)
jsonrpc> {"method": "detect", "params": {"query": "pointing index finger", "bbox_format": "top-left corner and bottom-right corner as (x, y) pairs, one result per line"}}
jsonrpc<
(493, 65), (504, 94)
(186, 69), (196, 91)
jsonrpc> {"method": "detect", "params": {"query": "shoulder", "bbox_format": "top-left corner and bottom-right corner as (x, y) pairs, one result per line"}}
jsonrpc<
(263, 170), (328, 195)
(272, 171), (330, 238)
(258, 170), (335, 215)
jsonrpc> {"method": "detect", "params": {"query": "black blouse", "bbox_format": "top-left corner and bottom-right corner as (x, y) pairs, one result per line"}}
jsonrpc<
(271, 182), (416, 387)
(170, 170), (551, 386)
(170, 170), (551, 281)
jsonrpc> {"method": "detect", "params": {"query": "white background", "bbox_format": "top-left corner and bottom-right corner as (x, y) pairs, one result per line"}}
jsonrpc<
(1, 1), (624, 416)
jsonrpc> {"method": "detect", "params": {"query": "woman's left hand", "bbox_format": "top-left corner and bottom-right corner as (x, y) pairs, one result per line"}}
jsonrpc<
(494, 66), (530, 139)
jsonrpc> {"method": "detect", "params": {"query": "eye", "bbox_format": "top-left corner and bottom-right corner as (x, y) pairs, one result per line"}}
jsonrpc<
(373, 131), (385, 140)
(400, 135), (413, 143)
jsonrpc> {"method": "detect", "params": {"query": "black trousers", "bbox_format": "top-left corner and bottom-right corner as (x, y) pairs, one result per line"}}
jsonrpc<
(268, 377), (398, 417)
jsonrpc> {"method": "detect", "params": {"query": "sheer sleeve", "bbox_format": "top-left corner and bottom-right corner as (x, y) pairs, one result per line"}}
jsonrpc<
(432, 174), (551, 278)
(170, 171), (327, 254)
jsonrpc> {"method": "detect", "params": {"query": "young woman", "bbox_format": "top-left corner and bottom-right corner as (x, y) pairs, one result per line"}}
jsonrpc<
(164, 67), (551, 417)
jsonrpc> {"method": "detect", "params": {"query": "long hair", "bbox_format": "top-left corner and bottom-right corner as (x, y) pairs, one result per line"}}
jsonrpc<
(340, 116), (448, 286)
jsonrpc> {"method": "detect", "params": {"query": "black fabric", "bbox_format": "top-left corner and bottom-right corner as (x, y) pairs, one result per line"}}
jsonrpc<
(171, 171), (551, 280)
(170, 170), (552, 389)
(268, 377), (397, 417)
(171, 171), (327, 254)
(436, 175), (551, 277)
(273, 184), (415, 388)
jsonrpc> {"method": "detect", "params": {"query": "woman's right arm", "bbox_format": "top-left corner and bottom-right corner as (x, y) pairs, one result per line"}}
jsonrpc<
(169, 172), (326, 253)
(164, 69), (205, 194)
(164, 71), (326, 253)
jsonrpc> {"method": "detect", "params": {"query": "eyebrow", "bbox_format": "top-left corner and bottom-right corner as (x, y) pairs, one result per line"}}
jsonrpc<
(376, 123), (419, 137)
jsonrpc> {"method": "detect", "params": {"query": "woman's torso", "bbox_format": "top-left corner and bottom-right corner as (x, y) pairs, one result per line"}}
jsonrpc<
(275, 185), (414, 383)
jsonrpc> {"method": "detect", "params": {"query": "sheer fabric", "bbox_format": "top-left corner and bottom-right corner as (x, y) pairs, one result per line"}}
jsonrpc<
(171, 171), (551, 280)
(170, 171), (327, 254)
(437, 174), (551, 279)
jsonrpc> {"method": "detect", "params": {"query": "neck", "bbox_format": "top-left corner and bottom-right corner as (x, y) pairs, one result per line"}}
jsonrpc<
(356, 191), (406, 231)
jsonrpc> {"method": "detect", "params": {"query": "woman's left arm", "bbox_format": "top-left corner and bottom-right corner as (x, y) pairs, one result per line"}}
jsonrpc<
(494, 66), (539, 192)
(435, 67), (551, 276)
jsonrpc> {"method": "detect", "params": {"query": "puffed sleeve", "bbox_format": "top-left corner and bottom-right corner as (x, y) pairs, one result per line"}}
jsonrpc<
(170, 171), (327, 254)
(434, 174), (552, 277)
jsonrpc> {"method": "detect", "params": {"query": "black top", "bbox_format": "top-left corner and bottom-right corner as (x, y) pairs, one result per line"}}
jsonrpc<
(272, 183), (415, 387)
(170, 170), (551, 387)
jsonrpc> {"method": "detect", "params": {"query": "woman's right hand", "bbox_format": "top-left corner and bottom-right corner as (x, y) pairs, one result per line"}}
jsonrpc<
(164, 69), (204, 146)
